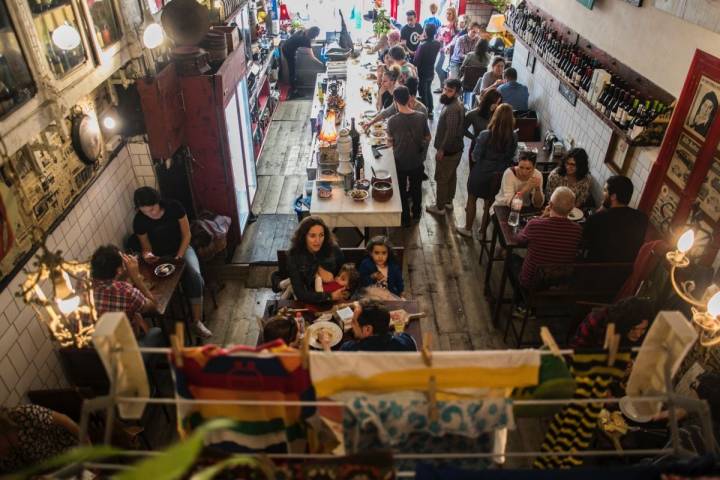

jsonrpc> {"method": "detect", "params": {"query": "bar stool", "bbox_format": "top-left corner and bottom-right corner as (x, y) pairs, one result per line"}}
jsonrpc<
(478, 171), (504, 266)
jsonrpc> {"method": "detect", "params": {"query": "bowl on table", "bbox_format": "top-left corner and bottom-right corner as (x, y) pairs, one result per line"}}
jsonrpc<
(317, 183), (333, 199)
(154, 263), (176, 278)
(372, 169), (391, 184)
(350, 189), (369, 202)
(307, 321), (343, 349)
(568, 207), (584, 221)
(372, 181), (393, 202)
(354, 179), (371, 191)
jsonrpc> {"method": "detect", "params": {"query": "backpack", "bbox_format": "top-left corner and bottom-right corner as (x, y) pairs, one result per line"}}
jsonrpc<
(190, 211), (231, 261)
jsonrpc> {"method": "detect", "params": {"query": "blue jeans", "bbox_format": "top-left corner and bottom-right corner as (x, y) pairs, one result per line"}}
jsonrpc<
(182, 246), (204, 307)
(435, 50), (447, 86)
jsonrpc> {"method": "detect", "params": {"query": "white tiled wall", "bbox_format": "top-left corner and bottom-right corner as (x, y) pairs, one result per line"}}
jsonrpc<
(513, 42), (657, 207)
(0, 141), (155, 406)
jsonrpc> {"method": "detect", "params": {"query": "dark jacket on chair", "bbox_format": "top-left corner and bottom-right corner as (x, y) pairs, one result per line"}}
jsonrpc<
(287, 245), (345, 305)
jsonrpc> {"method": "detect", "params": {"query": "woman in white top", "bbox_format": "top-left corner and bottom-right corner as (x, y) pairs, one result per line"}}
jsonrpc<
(493, 150), (544, 209)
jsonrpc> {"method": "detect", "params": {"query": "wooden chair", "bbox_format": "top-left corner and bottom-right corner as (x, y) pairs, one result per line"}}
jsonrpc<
(504, 262), (633, 347)
(276, 247), (405, 278)
(461, 66), (486, 106)
(478, 171), (504, 265)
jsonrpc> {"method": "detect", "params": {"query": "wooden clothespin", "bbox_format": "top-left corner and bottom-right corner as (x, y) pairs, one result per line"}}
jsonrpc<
(421, 333), (439, 421)
(301, 333), (311, 369)
(170, 322), (184, 368)
(604, 323), (616, 349)
(540, 327), (562, 358)
(607, 333), (620, 367)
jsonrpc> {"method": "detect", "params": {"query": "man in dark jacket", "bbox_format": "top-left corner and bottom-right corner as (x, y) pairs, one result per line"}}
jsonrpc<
(427, 79), (465, 215)
(340, 302), (417, 351)
(413, 24), (441, 118)
(282, 26), (320, 97)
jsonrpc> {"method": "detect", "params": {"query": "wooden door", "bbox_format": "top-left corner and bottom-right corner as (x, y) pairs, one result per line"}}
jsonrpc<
(136, 63), (185, 159)
(639, 50), (720, 264)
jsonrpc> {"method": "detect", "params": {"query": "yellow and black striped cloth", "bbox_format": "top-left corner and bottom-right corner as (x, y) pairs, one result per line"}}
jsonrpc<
(533, 352), (632, 469)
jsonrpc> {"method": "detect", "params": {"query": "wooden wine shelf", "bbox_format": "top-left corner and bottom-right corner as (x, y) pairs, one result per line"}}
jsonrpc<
(508, 21), (673, 148)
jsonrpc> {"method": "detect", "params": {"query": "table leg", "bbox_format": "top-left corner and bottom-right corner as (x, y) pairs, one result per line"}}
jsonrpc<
(492, 247), (511, 329)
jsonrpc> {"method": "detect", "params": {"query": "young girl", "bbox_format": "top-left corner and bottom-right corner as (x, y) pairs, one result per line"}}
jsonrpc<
(358, 236), (404, 297)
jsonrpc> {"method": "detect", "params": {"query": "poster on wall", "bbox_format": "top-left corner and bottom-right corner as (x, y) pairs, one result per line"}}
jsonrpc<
(667, 132), (701, 189)
(684, 75), (720, 142)
(697, 154), (720, 221)
(650, 184), (680, 233)
(0, 192), (14, 262)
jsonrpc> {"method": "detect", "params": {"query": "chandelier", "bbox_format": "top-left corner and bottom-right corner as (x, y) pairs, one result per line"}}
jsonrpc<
(17, 231), (97, 348)
(666, 229), (720, 347)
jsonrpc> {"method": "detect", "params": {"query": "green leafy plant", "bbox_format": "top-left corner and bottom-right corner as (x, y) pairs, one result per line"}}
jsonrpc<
(487, 0), (509, 12)
(373, 9), (392, 36)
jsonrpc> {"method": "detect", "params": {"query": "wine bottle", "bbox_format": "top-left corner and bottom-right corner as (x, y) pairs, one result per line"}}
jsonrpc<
(349, 117), (360, 159)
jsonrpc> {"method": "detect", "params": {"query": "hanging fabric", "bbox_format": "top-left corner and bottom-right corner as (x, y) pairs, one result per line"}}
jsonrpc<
(533, 352), (632, 469)
(457, 0), (466, 15)
(310, 350), (541, 397)
(390, 0), (399, 20)
(415, 0), (421, 19)
(171, 341), (316, 454)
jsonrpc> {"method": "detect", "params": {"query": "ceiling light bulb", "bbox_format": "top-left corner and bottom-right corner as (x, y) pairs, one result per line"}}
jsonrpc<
(102, 116), (116, 130)
(707, 291), (720, 318)
(142, 22), (164, 49)
(677, 230), (694, 254)
(52, 23), (81, 51)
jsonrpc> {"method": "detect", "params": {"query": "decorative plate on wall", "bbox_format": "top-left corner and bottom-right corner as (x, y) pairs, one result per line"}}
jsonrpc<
(71, 114), (102, 165)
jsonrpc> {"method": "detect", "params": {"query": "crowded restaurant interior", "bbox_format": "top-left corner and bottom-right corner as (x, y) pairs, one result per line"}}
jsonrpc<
(2, 0), (720, 476)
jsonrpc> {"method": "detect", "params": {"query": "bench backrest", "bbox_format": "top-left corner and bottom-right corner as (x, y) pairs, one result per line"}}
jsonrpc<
(530, 262), (633, 305)
(277, 247), (405, 276)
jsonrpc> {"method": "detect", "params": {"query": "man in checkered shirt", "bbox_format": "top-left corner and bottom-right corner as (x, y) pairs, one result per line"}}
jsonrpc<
(91, 245), (158, 334)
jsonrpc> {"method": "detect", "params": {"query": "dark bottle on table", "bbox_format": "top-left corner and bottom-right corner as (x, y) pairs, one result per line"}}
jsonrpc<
(349, 117), (360, 160)
(355, 151), (365, 180)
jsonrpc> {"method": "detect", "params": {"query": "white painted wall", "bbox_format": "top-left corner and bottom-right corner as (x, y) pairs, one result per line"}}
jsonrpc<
(0, 141), (156, 406)
(513, 41), (656, 207)
(526, 0), (720, 97)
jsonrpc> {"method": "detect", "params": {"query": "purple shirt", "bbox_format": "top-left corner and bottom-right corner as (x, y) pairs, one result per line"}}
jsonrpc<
(450, 34), (478, 64)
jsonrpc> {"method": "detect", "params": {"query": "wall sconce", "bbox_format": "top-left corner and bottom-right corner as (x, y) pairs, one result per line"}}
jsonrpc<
(17, 231), (97, 348)
(667, 229), (720, 347)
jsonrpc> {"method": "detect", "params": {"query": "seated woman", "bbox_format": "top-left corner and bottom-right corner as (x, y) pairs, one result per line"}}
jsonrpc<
(340, 302), (417, 352)
(1, 404), (80, 474)
(287, 216), (347, 305)
(132, 187), (212, 338)
(492, 150), (544, 209)
(545, 148), (593, 208)
(570, 297), (654, 349)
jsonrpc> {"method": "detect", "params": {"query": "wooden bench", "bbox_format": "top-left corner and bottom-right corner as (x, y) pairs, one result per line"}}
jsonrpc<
(505, 262), (633, 346)
(276, 247), (405, 277)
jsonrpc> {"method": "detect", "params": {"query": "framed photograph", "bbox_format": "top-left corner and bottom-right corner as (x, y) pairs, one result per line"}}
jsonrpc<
(526, 52), (536, 74)
(697, 154), (720, 221)
(650, 184), (680, 233)
(684, 75), (720, 143)
(605, 133), (633, 174)
(667, 132), (701, 188)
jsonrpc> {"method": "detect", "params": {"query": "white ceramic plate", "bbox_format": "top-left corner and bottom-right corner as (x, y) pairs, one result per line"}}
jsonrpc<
(154, 263), (176, 277)
(307, 321), (343, 349)
(568, 207), (584, 221)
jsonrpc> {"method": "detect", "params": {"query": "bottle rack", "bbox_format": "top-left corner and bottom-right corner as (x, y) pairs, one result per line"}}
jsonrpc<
(507, 2), (675, 147)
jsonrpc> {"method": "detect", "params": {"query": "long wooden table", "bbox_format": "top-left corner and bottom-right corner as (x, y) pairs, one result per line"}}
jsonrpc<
(261, 299), (423, 350)
(307, 57), (403, 230)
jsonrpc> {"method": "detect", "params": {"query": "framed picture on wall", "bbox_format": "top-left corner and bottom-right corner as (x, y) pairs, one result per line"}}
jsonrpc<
(650, 184), (680, 233)
(684, 75), (720, 143)
(667, 132), (701, 188)
(605, 133), (633, 174)
(697, 153), (720, 221)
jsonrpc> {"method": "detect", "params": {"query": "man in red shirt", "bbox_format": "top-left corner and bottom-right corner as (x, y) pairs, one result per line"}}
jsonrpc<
(511, 186), (582, 296)
(91, 245), (158, 334)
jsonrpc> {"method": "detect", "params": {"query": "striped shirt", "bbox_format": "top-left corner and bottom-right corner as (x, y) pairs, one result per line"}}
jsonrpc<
(517, 216), (582, 288)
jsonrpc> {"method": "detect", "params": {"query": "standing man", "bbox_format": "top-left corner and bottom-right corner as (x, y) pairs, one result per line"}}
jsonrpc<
(281, 26), (321, 98)
(386, 86), (431, 226)
(423, 3), (441, 30)
(447, 22), (481, 79)
(427, 79), (465, 215)
(401, 10), (424, 53)
(413, 24), (441, 119)
(583, 175), (648, 262)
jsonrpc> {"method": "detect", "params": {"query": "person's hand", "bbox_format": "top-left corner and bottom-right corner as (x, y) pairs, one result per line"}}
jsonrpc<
(122, 253), (141, 278)
(527, 176), (541, 191)
(331, 288), (348, 301)
(541, 205), (552, 218)
(142, 251), (159, 264)
(318, 330), (332, 351)
(492, 79), (504, 87)
(372, 271), (386, 281)
(435, 150), (444, 162)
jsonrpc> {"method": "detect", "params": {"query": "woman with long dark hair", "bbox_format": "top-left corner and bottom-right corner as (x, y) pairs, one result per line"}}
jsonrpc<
(459, 38), (490, 78)
(546, 148), (593, 208)
(287, 216), (347, 305)
(133, 187), (212, 338)
(457, 104), (517, 236)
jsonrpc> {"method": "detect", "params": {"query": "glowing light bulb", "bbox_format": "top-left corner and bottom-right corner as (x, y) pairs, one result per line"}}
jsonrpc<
(142, 23), (164, 49)
(707, 291), (720, 318)
(52, 23), (81, 51)
(56, 295), (81, 315)
(677, 230), (694, 254)
(102, 116), (116, 130)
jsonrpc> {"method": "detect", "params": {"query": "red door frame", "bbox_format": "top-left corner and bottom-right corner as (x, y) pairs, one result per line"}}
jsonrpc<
(639, 49), (720, 263)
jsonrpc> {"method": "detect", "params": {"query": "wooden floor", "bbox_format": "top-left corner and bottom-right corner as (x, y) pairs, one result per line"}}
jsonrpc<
(180, 97), (546, 464)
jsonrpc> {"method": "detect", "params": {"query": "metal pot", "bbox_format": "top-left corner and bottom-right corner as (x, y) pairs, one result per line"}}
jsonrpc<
(371, 169), (391, 184)
(372, 180), (393, 202)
